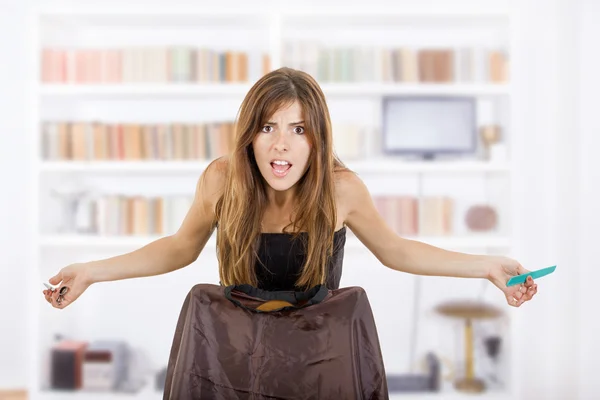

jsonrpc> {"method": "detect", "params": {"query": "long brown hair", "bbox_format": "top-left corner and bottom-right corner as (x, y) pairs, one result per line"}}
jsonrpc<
(215, 67), (347, 289)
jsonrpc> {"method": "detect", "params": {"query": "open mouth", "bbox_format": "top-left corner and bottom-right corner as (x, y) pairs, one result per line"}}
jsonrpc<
(270, 160), (292, 177)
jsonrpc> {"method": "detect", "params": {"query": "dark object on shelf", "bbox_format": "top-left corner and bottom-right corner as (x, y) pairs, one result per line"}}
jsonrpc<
(387, 352), (441, 392)
(465, 205), (498, 231)
(484, 336), (502, 359)
(435, 300), (504, 393)
(484, 336), (503, 385)
(51, 340), (89, 389)
(382, 96), (477, 160)
(164, 284), (388, 399)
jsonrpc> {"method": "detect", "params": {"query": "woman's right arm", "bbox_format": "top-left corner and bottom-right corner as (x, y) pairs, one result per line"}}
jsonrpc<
(84, 159), (225, 283)
(44, 158), (227, 308)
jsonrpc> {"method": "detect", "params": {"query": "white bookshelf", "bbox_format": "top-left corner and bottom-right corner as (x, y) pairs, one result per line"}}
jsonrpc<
(29, 4), (517, 400)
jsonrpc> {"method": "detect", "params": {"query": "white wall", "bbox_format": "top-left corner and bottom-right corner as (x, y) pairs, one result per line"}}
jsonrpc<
(510, 0), (580, 397)
(577, 0), (600, 398)
(511, 1), (600, 398)
(1, 0), (599, 396)
(0, 0), (31, 389)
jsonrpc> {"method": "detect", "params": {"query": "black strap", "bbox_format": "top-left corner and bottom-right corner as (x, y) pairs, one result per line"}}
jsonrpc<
(224, 284), (329, 313)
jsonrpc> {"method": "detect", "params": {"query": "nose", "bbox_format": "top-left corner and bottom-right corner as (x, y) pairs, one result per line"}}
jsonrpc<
(273, 131), (288, 152)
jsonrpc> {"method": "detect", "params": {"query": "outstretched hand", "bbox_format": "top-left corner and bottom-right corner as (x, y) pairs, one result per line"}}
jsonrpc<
(43, 263), (92, 309)
(487, 256), (538, 307)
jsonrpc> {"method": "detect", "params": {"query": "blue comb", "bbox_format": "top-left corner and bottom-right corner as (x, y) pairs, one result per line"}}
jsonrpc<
(506, 265), (556, 286)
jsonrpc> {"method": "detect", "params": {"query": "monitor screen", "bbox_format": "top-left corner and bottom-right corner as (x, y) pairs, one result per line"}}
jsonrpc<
(382, 97), (477, 157)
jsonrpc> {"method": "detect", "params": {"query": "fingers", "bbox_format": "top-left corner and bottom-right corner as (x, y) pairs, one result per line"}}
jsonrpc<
(507, 291), (522, 307)
(52, 277), (73, 307)
(507, 296), (519, 307)
(524, 276), (535, 288)
(43, 290), (52, 304)
(506, 282), (538, 307)
(44, 269), (65, 307)
(43, 287), (70, 309)
(44, 289), (59, 307)
(522, 283), (538, 302)
(49, 271), (63, 286)
(53, 289), (70, 309)
(55, 295), (69, 309)
(51, 287), (59, 303)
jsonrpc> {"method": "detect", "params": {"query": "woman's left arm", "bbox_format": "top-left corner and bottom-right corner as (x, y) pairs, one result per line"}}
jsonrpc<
(339, 171), (538, 307)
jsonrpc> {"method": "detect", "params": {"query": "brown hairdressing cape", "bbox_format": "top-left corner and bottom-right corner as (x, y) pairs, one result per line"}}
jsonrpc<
(163, 283), (388, 399)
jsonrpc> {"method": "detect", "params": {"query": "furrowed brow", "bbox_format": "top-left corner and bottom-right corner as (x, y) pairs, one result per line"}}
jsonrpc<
(265, 120), (304, 125)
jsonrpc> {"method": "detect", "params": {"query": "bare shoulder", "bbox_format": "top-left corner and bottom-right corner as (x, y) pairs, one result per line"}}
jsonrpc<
(171, 156), (229, 253)
(334, 168), (371, 219)
(334, 168), (360, 194)
(196, 156), (229, 207)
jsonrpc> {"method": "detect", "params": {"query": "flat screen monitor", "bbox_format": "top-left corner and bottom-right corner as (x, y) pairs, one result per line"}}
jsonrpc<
(382, 96), (477, 159)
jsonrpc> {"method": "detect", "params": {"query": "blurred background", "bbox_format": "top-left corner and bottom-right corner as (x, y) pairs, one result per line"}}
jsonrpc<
(0, 0), (598, 399)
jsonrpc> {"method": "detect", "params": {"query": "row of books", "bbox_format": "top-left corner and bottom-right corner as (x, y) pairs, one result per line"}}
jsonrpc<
(67, 195), (193, 236)
(40, 121), (370, 161)
(283, 43), (508, 83)
(40, 47), (271, 84)
(373, 195), (454, 236)
(60, 194), (458, 237)
(40, 121), (236, 161)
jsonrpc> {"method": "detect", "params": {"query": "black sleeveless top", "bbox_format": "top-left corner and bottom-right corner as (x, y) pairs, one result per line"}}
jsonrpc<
(255, 227), (347, 291)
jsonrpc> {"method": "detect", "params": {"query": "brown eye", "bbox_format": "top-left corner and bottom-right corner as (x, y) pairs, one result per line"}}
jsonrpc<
(261, 125), (273, 133)
(293, 126), (305, 135)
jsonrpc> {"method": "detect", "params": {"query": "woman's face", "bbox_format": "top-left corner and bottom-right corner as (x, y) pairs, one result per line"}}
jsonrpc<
(252, 100), (311, 193)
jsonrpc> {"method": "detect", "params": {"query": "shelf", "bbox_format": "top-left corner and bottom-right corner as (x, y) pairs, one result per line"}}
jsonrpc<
(33, 388), (508, 400)
(38, 160), (511, 174)
(39, 235), (511, 250)
(38, 83), (509, 98)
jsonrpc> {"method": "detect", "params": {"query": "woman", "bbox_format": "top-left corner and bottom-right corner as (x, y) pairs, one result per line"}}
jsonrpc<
(43, 67), (537, 309)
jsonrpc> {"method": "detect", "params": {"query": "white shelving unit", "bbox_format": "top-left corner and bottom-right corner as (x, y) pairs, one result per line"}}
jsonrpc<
(28, 4), (518, 400)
